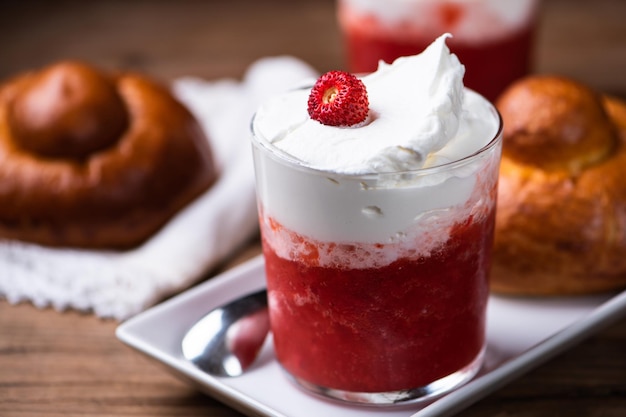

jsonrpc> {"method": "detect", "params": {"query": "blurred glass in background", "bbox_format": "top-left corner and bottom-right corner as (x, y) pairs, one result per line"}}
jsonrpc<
(337, 0), (540, 101)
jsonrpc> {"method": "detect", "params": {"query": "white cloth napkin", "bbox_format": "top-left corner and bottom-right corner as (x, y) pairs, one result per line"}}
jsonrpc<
(0, 56), (318, 320)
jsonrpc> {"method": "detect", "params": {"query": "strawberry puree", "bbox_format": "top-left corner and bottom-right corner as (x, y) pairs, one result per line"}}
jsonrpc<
(260, 209), (494, 393)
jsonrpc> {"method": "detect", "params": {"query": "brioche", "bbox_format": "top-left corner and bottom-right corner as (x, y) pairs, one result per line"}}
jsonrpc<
(492, 75), (626, 295)
(0, 61), (217, 249)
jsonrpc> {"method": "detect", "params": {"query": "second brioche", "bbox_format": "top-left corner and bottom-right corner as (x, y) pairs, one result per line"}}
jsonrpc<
(492, 75), (626, 295)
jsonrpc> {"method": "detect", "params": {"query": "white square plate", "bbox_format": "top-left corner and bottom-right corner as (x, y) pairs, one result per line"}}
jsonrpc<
(116, 255), (626, 417)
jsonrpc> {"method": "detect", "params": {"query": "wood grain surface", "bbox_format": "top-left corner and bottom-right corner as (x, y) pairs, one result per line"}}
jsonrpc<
(1, 0), (626, 416)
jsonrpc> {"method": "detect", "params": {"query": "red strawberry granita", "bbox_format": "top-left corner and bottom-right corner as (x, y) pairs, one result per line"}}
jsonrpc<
(251, 35), (502, 405)
(260, 201), (496, 395)
(337, 0), (540, 101)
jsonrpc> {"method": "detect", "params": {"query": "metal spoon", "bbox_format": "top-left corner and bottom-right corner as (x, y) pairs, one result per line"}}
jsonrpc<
(181, 289), (270, 377)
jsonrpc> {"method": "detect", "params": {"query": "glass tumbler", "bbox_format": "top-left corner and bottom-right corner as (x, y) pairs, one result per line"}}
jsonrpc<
(250, 92), (503, 405)
(337, 0), (541, 101)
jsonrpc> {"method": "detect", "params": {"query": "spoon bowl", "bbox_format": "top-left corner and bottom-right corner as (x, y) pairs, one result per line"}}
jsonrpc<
(181, 289), (270, 377)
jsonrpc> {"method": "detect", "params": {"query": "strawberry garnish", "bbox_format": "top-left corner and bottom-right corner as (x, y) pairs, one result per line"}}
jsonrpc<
(307, 70), (369, 127)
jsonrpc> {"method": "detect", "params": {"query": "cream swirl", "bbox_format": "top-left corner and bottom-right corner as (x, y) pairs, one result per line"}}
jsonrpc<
(253, 34), (494, 174)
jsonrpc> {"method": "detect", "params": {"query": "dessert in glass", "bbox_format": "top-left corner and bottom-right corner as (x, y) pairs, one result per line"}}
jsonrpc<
(337, 0), (540, 101)
(250, 35), (502, 405)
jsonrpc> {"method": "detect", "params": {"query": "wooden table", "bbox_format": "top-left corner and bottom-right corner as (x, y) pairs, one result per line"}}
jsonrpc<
(1, 0), (626, 415)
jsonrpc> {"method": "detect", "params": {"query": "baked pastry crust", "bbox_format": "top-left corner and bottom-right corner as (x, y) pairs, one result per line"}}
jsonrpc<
(0, 61), (217, 249)
(492, 75), (626, 295)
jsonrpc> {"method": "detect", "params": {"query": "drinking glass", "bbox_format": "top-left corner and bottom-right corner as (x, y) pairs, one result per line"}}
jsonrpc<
(337, 0), (540, 101)
(250, 91), (503, 405)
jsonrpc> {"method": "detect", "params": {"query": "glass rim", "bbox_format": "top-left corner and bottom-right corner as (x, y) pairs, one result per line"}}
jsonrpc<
(250, 91), (503, 181)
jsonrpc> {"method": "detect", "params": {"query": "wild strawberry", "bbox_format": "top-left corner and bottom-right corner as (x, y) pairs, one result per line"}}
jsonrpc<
(307, 70), (369, 127)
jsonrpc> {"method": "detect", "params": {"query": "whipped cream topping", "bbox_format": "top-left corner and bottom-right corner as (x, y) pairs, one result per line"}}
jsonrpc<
(251, 35), (501, 268)
(254, 34), (495, 174)
(338, 0), (539, 43)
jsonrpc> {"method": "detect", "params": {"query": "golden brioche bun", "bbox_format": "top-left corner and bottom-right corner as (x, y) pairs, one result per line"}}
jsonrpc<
(492, 75), (626, 295)
(0, 61), (217, 249)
